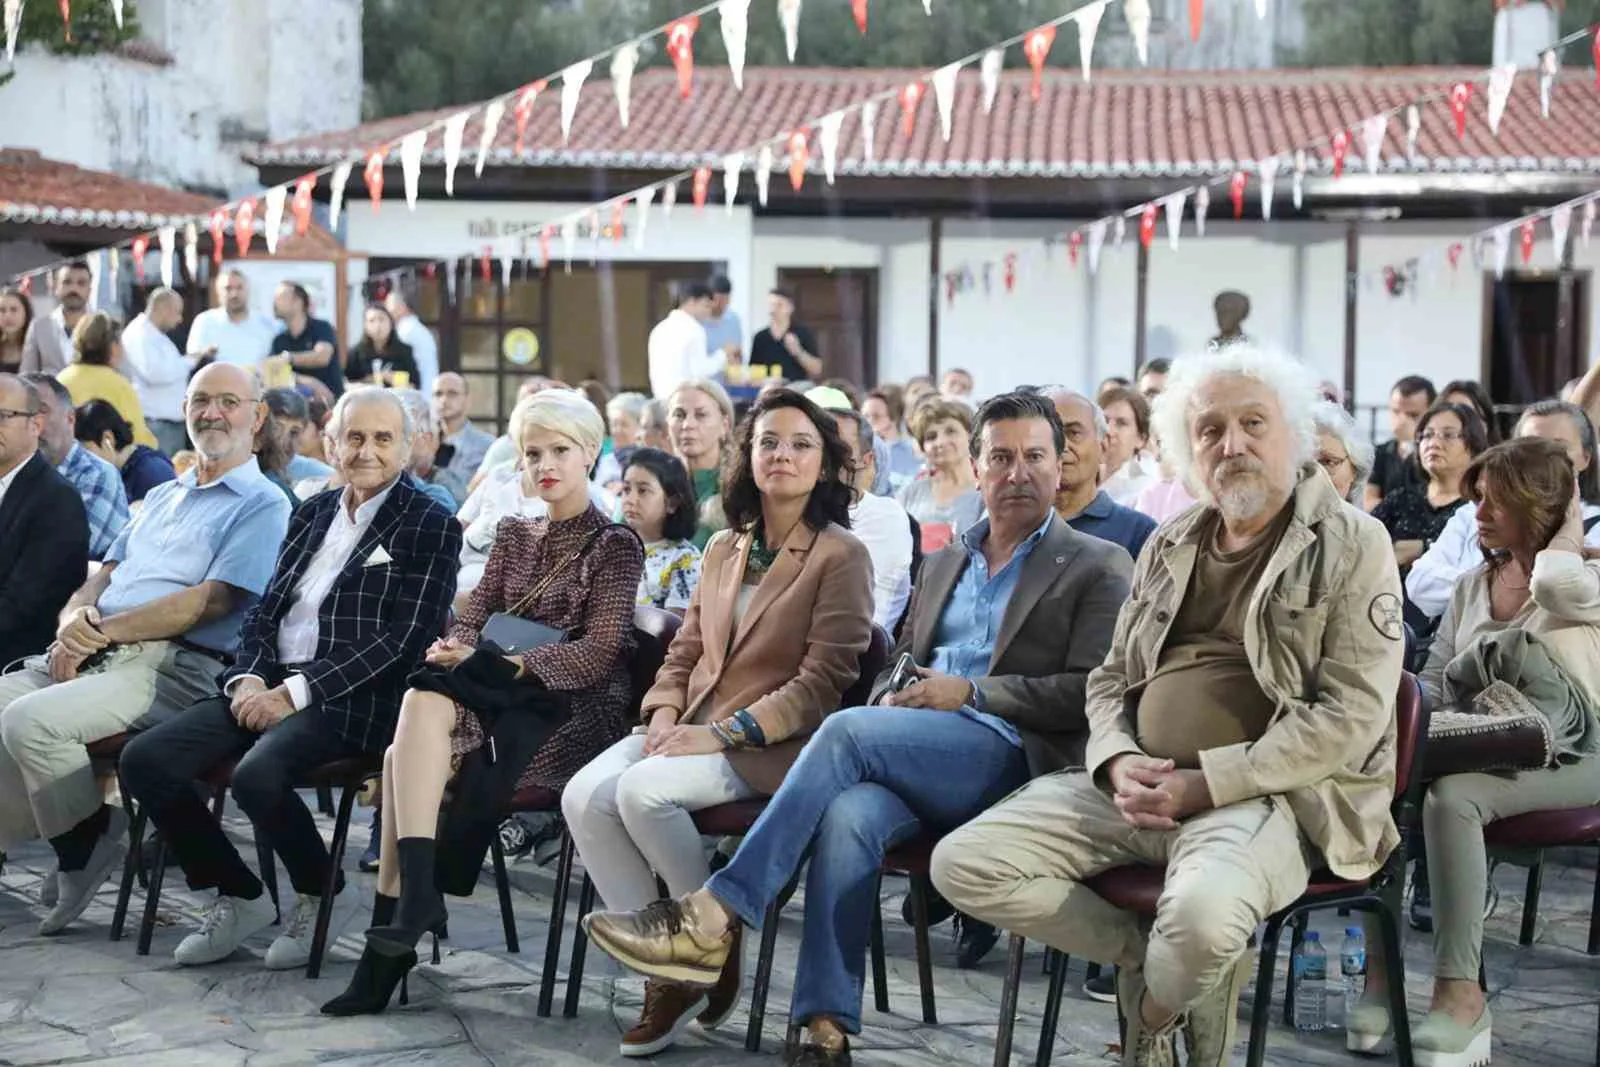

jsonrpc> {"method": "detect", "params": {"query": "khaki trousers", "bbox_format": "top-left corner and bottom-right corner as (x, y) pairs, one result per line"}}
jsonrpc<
(931, 770), (1313, 1013)
(0, 642), (220, 848)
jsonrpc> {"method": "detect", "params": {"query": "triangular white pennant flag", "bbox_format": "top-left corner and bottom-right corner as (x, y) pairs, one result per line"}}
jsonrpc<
(1550, 204), (1573, 265)
(931, 63), (960, 142)
(328, 160), (353, 232)
(560, 219), (577, 273)
(561, 60), (593, 144)
(262, 185), (287, 254)
(158, 226), (175, 287)
(778, 0), (802, 63)
(443, 259), (458, 304)
(1087, 220), (1108, 273)
(720, 0), (751, 90)
(1493, 226), (1512, 279)
(1254, 0), (1267, 16)
(1194, 186), (1211, 237)
(500, 248), (513, 290)
(980, 50), (1003, 114)
(1361, 115), (1387, 174)
(755, 144), (774, 205)
(662, 181), (678, 219)
(107, 249), (119, 299)
(611, 43), (639, 128)
(1077, 1), (1105, 81)
(86, 251), (103, 312)
(1125, 0), (1152, 66)
(860, 100), (879, 164)
(1486, 64), (1516, 136)
(442, 111), (469, 196)
(1113, 214), (1126, 250)
(922, 0), (931, 12)
(1258, 157), (1279, 220)
(1405, 104), (1421, 160)
(723, 154), (743, 213)
(1292, 149), (1307, 210)
(818, 112), (845, 184)
(183, 222), (199, 283)
(1164, 192), (1187, 249)
(1585, 200), (1597, 246)
(634, 187), (656, 249)
(1540, 49), (1559, 119)
(400, 129), (427, 211)
(476, 100), (504, 177)
(5, 0), (21, 63)
(110, 0), (123, 28)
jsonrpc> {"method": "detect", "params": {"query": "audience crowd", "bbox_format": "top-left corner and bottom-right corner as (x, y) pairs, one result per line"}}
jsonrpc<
(1, 262), (1598, 1067)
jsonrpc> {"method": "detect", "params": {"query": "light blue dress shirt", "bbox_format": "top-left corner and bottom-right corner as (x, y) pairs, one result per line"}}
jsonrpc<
(286, 453), (334, 483)
(99, 457), (292, 654)
(926, 511), (1055, 747)
(702, 310), (743, 359)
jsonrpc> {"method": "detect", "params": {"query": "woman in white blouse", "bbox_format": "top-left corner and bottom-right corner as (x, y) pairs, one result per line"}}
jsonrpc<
(1350, 437), (1600, 1067)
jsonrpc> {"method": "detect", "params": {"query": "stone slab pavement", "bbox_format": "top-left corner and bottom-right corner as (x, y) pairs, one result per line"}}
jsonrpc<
(0, 805), (1595, 1066)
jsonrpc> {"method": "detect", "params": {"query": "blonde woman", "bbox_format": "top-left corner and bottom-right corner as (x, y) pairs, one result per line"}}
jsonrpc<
(666, 378), (735, 549)
(57, 311), (158, 449)
(895, 397), (981, 553)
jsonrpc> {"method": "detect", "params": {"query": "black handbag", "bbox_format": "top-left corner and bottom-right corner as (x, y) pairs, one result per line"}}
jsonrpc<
(478, 524), (634, 653)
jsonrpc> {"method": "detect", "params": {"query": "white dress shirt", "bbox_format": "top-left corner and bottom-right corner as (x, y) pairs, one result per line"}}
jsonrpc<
(1405, 499), (1600, 619)
(121, 314), (191, 421)
(0, 451), (34, 510)
(186, 308), (277, 367)
(395, 314), (439, 393)
(647, 309), (719, 399)
(237, 480), (397, 710)
(850, 490), (915, 632)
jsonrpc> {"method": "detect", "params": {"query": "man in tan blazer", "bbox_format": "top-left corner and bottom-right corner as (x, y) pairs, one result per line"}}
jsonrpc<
(582, 391), (1132, 1066)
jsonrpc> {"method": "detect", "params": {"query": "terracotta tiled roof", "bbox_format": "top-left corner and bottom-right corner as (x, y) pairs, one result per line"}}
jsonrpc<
(0, 149), (218, 228)
(248, 65), (1600, 179)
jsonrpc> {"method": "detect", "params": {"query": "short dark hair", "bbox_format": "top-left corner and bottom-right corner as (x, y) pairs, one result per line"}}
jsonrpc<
(1439, 379), (1498, 442)
(623, 447), (699, 543)
(1139, 358), (1172, 377)
(74, 399), (134, 450)
(722, 388), (854, 535)
(0, 373), (42, 414)
(1520, 399), (1600, 504)
(1097, 384), (1151, 441)
(1417, 402), (1490, 461)
(865, 387), (903, 424)
(707, 274), (732, 296)
(58, 259), (92, 280)
(677, 281), (714, 305)
(22, 371), (71, 409)
(969, 391), (1065, 459)
(768, 287), (796, 305)
(1392, 375), (1437, 403)
(264, 387), (310, 423)
(278, 281), (311, 311)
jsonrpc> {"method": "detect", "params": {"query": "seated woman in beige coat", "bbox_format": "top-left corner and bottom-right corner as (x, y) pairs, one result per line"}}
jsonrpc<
(563, 388), (874, 1059)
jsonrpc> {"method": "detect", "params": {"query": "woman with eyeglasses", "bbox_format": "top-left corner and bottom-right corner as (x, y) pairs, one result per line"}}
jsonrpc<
(1373, 402), (1488, 570)
(1312, 400), (1375, 506)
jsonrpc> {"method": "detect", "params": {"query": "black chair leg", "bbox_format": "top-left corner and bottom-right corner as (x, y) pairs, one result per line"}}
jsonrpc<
(1520, 854), (1544, 947)
(256, 836), (279, 923)
(563, 873), (596, 1019)
(868, 875), (889, 1014)
(110, 797), (145, 942)
(137, 837), (170, 956)
(316, 783), (335, 818)
(490, 833), (520, 953)
(537, 833), (574, 1018)
(993, 934), (1025, 1067)
(745, 874), (797, 1054)
(1281, 912), (1306, 1026)
(305, 781), (358, 979)
(1036, 950), (1069, 1067)
(1244, 914), (1285, 1067)
(1373, 900), (1416, 1067)
(1588, 844), (1600, 957)
(908, 873), (938, 1025)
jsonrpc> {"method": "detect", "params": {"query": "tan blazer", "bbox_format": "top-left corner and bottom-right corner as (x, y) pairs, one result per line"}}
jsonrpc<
(642, 521), (875, 794)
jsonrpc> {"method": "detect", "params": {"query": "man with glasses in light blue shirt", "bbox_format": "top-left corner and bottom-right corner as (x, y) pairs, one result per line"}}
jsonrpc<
(0, 362), (290, 936)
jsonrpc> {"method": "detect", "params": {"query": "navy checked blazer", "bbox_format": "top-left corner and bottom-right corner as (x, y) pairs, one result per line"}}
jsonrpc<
(222, 475), (463, 754)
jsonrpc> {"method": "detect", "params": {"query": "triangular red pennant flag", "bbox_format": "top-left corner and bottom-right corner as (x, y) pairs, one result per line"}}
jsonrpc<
(514, 81), (547, 154)
(1332, 130), (1349, 178)
(1449, 83), (1473, 140)
(1024, 26), (1056, 101)
(1068, 231), (1083, 266)
(899, 82), (923, 137)
(692, 166), (712, 209)
(1230, 172), (1247, 219)
(1140, 204), (1158, 248)
(1189, 0), (1203, 41)
(131, 236), (148, 282)
(234, 200), (255, 256)
(480, 246), (493, 284)
(364, 150), (386, 211)
(666, 17), (699, 97)
(1003, 252), (1017, 292)
(788, 130), (810, 191)
(208, 209), (226, 267)
(851, 0), (868, 34)
(292, 176), (315, 236)
(58, 0), (71, 41)
(1521, 219), (1536, 265)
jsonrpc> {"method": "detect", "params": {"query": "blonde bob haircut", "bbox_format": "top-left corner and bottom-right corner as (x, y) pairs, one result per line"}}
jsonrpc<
(508, 388), (605, 465)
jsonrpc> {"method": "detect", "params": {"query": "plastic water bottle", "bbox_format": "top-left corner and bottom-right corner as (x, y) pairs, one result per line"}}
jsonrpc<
(1291, 931), (1328, 1032)
(1338, 926), (1367, 1029)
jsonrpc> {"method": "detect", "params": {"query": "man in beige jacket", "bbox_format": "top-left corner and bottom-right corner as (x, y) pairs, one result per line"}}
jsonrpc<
(932, 347), (1404, 1067)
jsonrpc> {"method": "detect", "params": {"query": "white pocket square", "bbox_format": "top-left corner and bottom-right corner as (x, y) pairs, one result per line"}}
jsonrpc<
(363, 546), (393, 567)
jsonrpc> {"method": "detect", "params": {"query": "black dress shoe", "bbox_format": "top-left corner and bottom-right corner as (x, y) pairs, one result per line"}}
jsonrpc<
(785, 1038), (851, 1066)
(901, 882), (956, 929)
(955, 914), (1001, 969)
(320, 938), (419, 1016)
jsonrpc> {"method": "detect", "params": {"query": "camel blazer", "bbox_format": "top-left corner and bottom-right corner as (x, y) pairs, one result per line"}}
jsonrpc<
(641, 522), (875, 794)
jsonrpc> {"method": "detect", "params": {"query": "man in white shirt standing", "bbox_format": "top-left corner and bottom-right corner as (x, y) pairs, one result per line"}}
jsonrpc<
(121, 288), (195, 456)
(647, 281), (725, 400)
(186, 271), (276, 370)
(117, 389), (462, 970)
(385, 288), (439, 394)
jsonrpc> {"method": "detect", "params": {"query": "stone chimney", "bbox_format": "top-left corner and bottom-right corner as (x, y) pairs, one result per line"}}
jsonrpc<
(1493, 0), (1561, 68)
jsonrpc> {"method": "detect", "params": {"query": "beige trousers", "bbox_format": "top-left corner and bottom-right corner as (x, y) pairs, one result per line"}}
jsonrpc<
(0, 642), (219, 848)
(931, 770), (1313, 1013)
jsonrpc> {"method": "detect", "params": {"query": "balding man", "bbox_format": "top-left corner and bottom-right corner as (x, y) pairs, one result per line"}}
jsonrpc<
(121, 389), (460, 968)
(1039, 386), (1157, 561)
(187, 271), (276, 369)
(431, 372), (494, 483)
(384, 289), (439, 394)
(0, 362), (291, 935)
(122, 288), (196, 455)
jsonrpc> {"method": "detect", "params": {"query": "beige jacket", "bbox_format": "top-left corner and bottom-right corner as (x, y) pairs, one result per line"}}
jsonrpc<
(1084, 466), (1405, 880)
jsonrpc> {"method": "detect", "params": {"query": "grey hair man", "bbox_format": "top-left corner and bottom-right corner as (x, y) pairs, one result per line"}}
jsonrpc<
(1035, 386), (1156, 561)
(391, 387), (467, 507)
(933, 346), (1404, 1067)
(122, 287), (196, 454)
(1311, 399), (1375, 507)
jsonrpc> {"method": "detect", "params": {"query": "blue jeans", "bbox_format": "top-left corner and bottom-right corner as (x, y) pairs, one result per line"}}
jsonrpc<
(706, 706), (1028, 1032)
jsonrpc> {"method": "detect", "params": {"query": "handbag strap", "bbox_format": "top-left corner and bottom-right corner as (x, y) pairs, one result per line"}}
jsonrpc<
(503, 522), (638, 618)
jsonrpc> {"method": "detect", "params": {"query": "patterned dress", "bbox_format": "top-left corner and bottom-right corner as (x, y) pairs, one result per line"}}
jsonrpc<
(448, 505), (645, 790)
(638, 539), (702, 612)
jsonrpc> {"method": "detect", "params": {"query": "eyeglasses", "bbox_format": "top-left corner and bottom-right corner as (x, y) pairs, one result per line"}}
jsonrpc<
(1418, 429), (1464, 443)
(1316, 454), (1350, 471)
(186, 393), (259, 414)
(0, 407), (39, 421)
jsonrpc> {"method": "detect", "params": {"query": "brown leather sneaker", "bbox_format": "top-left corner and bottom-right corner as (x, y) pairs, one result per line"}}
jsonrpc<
(1118, 966), (1177, 1067)
(585, 896), (734, 987)
(620, 979), (709, 1058)
(697, 925), (743, 1029)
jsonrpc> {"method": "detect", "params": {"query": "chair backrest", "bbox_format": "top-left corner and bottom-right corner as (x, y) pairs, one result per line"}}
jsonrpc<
(838, 625), (892, 711)
(630, 605), (683, 708)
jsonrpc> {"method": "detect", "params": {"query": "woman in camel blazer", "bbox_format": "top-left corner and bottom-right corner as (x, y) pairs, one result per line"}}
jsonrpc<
(563, 389), (873, 1056)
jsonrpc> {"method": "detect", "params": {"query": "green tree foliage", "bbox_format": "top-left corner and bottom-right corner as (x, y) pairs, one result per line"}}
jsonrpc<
(362, 0), (1079, 120)
(10, 0), (139, 56)
(1292, 0), (1600, 67)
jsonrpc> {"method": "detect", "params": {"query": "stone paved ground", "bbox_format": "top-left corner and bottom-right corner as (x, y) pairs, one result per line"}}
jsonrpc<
(0, 805), (1595, 1066)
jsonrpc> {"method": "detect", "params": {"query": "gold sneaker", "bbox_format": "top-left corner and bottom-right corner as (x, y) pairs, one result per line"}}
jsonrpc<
(1181, 952), (1254, 1066)
(584, 896), (734, 987)
(1118, 966), (1177, 1067)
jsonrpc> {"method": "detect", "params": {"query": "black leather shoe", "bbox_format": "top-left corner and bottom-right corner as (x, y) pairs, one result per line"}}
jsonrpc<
(955, 914), (1001, 969)
(901, 882), (956, 929)
(320, 938), (418, 1016)
(785, 1038), (851, 1066)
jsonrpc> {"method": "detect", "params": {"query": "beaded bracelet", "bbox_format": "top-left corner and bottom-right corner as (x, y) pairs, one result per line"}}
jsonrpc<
(709, 720), (739, 750)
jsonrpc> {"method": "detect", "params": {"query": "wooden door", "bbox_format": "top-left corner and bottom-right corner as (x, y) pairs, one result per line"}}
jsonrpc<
(776, 268), (878, 387)
(1482, 272), (1589, 428)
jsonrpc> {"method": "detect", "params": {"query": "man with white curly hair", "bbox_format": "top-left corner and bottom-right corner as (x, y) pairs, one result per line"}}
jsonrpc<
(932, 346), (1405, 1067)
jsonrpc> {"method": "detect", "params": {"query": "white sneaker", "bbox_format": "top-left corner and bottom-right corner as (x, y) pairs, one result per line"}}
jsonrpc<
(264, 887), (360, 971)
(38, 807), (125, 913)
(173, 892), (277, 966)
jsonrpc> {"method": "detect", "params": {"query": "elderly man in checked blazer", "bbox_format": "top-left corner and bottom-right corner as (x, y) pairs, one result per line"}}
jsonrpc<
(120, 389), (461, 970)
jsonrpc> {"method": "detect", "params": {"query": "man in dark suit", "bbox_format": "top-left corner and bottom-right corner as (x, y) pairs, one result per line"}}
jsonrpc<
(0, 374), (89, 674)
(120, 389), (461, 970)
(581, 393), (1132, 1064)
